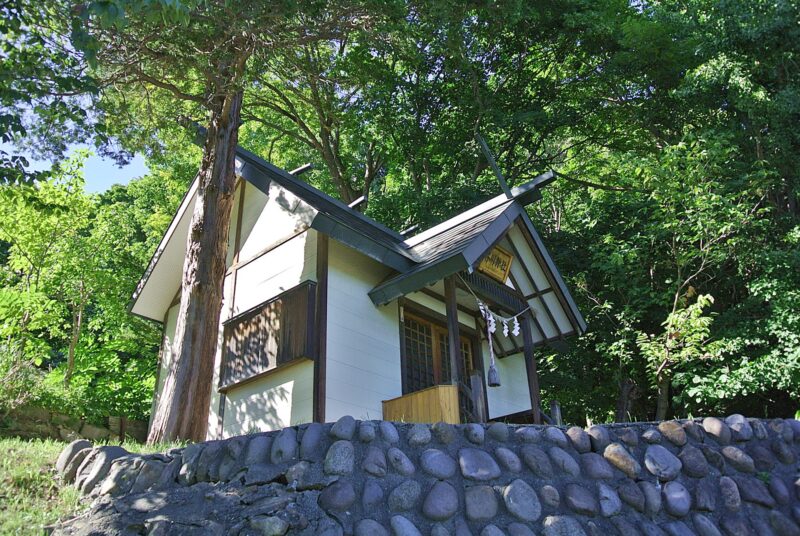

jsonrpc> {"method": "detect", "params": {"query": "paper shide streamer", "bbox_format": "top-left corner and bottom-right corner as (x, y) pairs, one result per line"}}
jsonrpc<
(477, 299), (529, 388)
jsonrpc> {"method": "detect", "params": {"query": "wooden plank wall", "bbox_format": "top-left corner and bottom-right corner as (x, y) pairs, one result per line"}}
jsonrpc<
(220, 281), (316, 390)
(382, 384), (460, 424)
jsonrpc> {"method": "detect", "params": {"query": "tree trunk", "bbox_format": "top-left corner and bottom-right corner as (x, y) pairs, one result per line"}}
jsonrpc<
(614, 377), (634, 422)
(655, 370), (670, 421)
(147, 90), (243, 444)
(64, 296), (84, 387)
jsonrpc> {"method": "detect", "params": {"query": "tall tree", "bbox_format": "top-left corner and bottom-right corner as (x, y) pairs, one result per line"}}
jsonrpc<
(75, 0), (378, 442)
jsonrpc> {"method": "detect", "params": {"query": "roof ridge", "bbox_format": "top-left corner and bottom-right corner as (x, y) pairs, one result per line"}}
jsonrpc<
(235, 147), (406, 244)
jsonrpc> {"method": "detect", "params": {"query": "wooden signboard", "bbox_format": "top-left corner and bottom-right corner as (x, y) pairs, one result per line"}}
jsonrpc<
(478, 246), (513, 283)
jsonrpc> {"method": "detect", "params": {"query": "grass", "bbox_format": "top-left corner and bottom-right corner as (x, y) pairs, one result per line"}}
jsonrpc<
(0, 436), (184, 535)
(0, 437), (81, 535)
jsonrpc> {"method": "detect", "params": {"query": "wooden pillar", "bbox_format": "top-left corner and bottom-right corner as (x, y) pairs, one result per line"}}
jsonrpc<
(444, 276), (462, 385)
(313, 233), (329, 423)
(521, 312), (543, 424)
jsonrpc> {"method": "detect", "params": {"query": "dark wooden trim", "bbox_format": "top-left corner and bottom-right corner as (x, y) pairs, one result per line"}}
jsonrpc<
(148, 307), (171, 433)
(521, 312), (543, 424)
(418, 287), (479, 318)
(218, 357), (313, 393)
(470, 327), (490, 419)
(222, 279), (317, 326)
(400, 297), (479, 337)
(515, 218), (577, 332)
(313, 233), (329, 423)
(508, 270), (549, 345)
(169, 288), (181, 308)
(523, 288), (555, 301)
(504, 230), (563, 339)
(398, 302), (408, 394)
(457, 272), (526, 315)
(444, 276), (462, 385)
(224, 224), (310, 276)
(218, 179), (247, 437)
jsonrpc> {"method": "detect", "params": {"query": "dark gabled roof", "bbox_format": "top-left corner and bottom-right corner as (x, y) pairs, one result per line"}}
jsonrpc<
(368, 201), (523, 305)
(235, 147), (415, 272)
(130, 144), (585, 339)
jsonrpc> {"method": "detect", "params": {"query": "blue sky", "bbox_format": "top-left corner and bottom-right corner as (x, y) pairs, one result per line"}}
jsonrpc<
(3, 143), (149, 193)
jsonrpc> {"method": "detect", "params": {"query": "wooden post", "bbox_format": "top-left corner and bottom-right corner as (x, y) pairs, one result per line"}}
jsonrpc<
(521, 312), (543, 424)
(550, 400), (563, 426)
(470, 372), (487, 423)
(313, 233), (329, 423)
(444, 276), (462, 385)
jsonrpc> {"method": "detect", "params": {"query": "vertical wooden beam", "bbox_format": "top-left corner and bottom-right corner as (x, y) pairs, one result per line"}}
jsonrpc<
(313, 233), (329, 423)
(521, 312), (543, 424)
(444, 276), (462, 385)
(216, 179), (246, 438)
(398, 300), (408, 395)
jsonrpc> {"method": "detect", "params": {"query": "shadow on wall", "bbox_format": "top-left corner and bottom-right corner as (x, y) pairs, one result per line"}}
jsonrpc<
(224, 378), (292, 436)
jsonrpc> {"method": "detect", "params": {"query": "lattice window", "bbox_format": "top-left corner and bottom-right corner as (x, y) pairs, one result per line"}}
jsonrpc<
(403, 316), (436, 393)
(404, 312), (475, 394)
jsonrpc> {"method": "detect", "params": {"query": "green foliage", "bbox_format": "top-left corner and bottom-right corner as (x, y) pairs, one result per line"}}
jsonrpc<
(0, 437), (83, 534)
(2, 0), (798, 425)
(0, 153), (186, 422)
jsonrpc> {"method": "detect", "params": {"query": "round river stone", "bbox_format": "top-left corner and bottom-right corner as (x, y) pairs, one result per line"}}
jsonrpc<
(380, 421), (399, 444)
(459, 448), (501, 481)
(719, 476), (741, 510)
(358, 421), (376, 443)
(598, 482), (621, 517)
(422, 481), (458, 521)
(362, 445), (387, 477)
(319, 480), (356, 511)
(564, 482), (599, 516)
(644, 444), (682, 481)
(542, 516), (587, 536)
(582, 452), (614, 479)
(702, 417), (731, 445)
(503, 478), (541, 522)
(388, 480), (421, 512)
(387, 447), (415, 476)
(495, 447), (522, 472)
(390, 515), (422, 536)
(544, 427), (569, 449)
(324, 440), (354, 475)
(356, 519), (388, 536)
(725, 414), (753, 442)
(420, 449), (456, 479)
(566, 426), (591, 453)
(549, 446), (581, 477)
(465, 485), (498, 521)
(465, 423), (485, 444)
(662, 481), (691, 517)
(487, 422), (509, 442)
(677, 445), (708, 477)
(330, 415), (356, 440)
(408, 423), (431, 446)
(603, 442), (641, 479)
(721, 446), (755, 473)
(588, 425), (610, 453)
(658, 421), (688, 446)
(618, 479), (645, 512)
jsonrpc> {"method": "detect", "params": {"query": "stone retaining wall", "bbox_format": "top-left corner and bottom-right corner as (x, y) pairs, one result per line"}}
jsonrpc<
(54, 416), (800, 536)
(1, 406), (147, 443)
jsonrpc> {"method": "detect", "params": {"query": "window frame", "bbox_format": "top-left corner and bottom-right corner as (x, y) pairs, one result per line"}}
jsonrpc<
(398, 299), (484, 396)
(219, 280), (317, 392)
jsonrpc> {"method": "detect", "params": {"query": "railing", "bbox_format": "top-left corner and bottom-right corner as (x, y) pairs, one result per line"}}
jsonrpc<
(382, 384), (460, 424)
